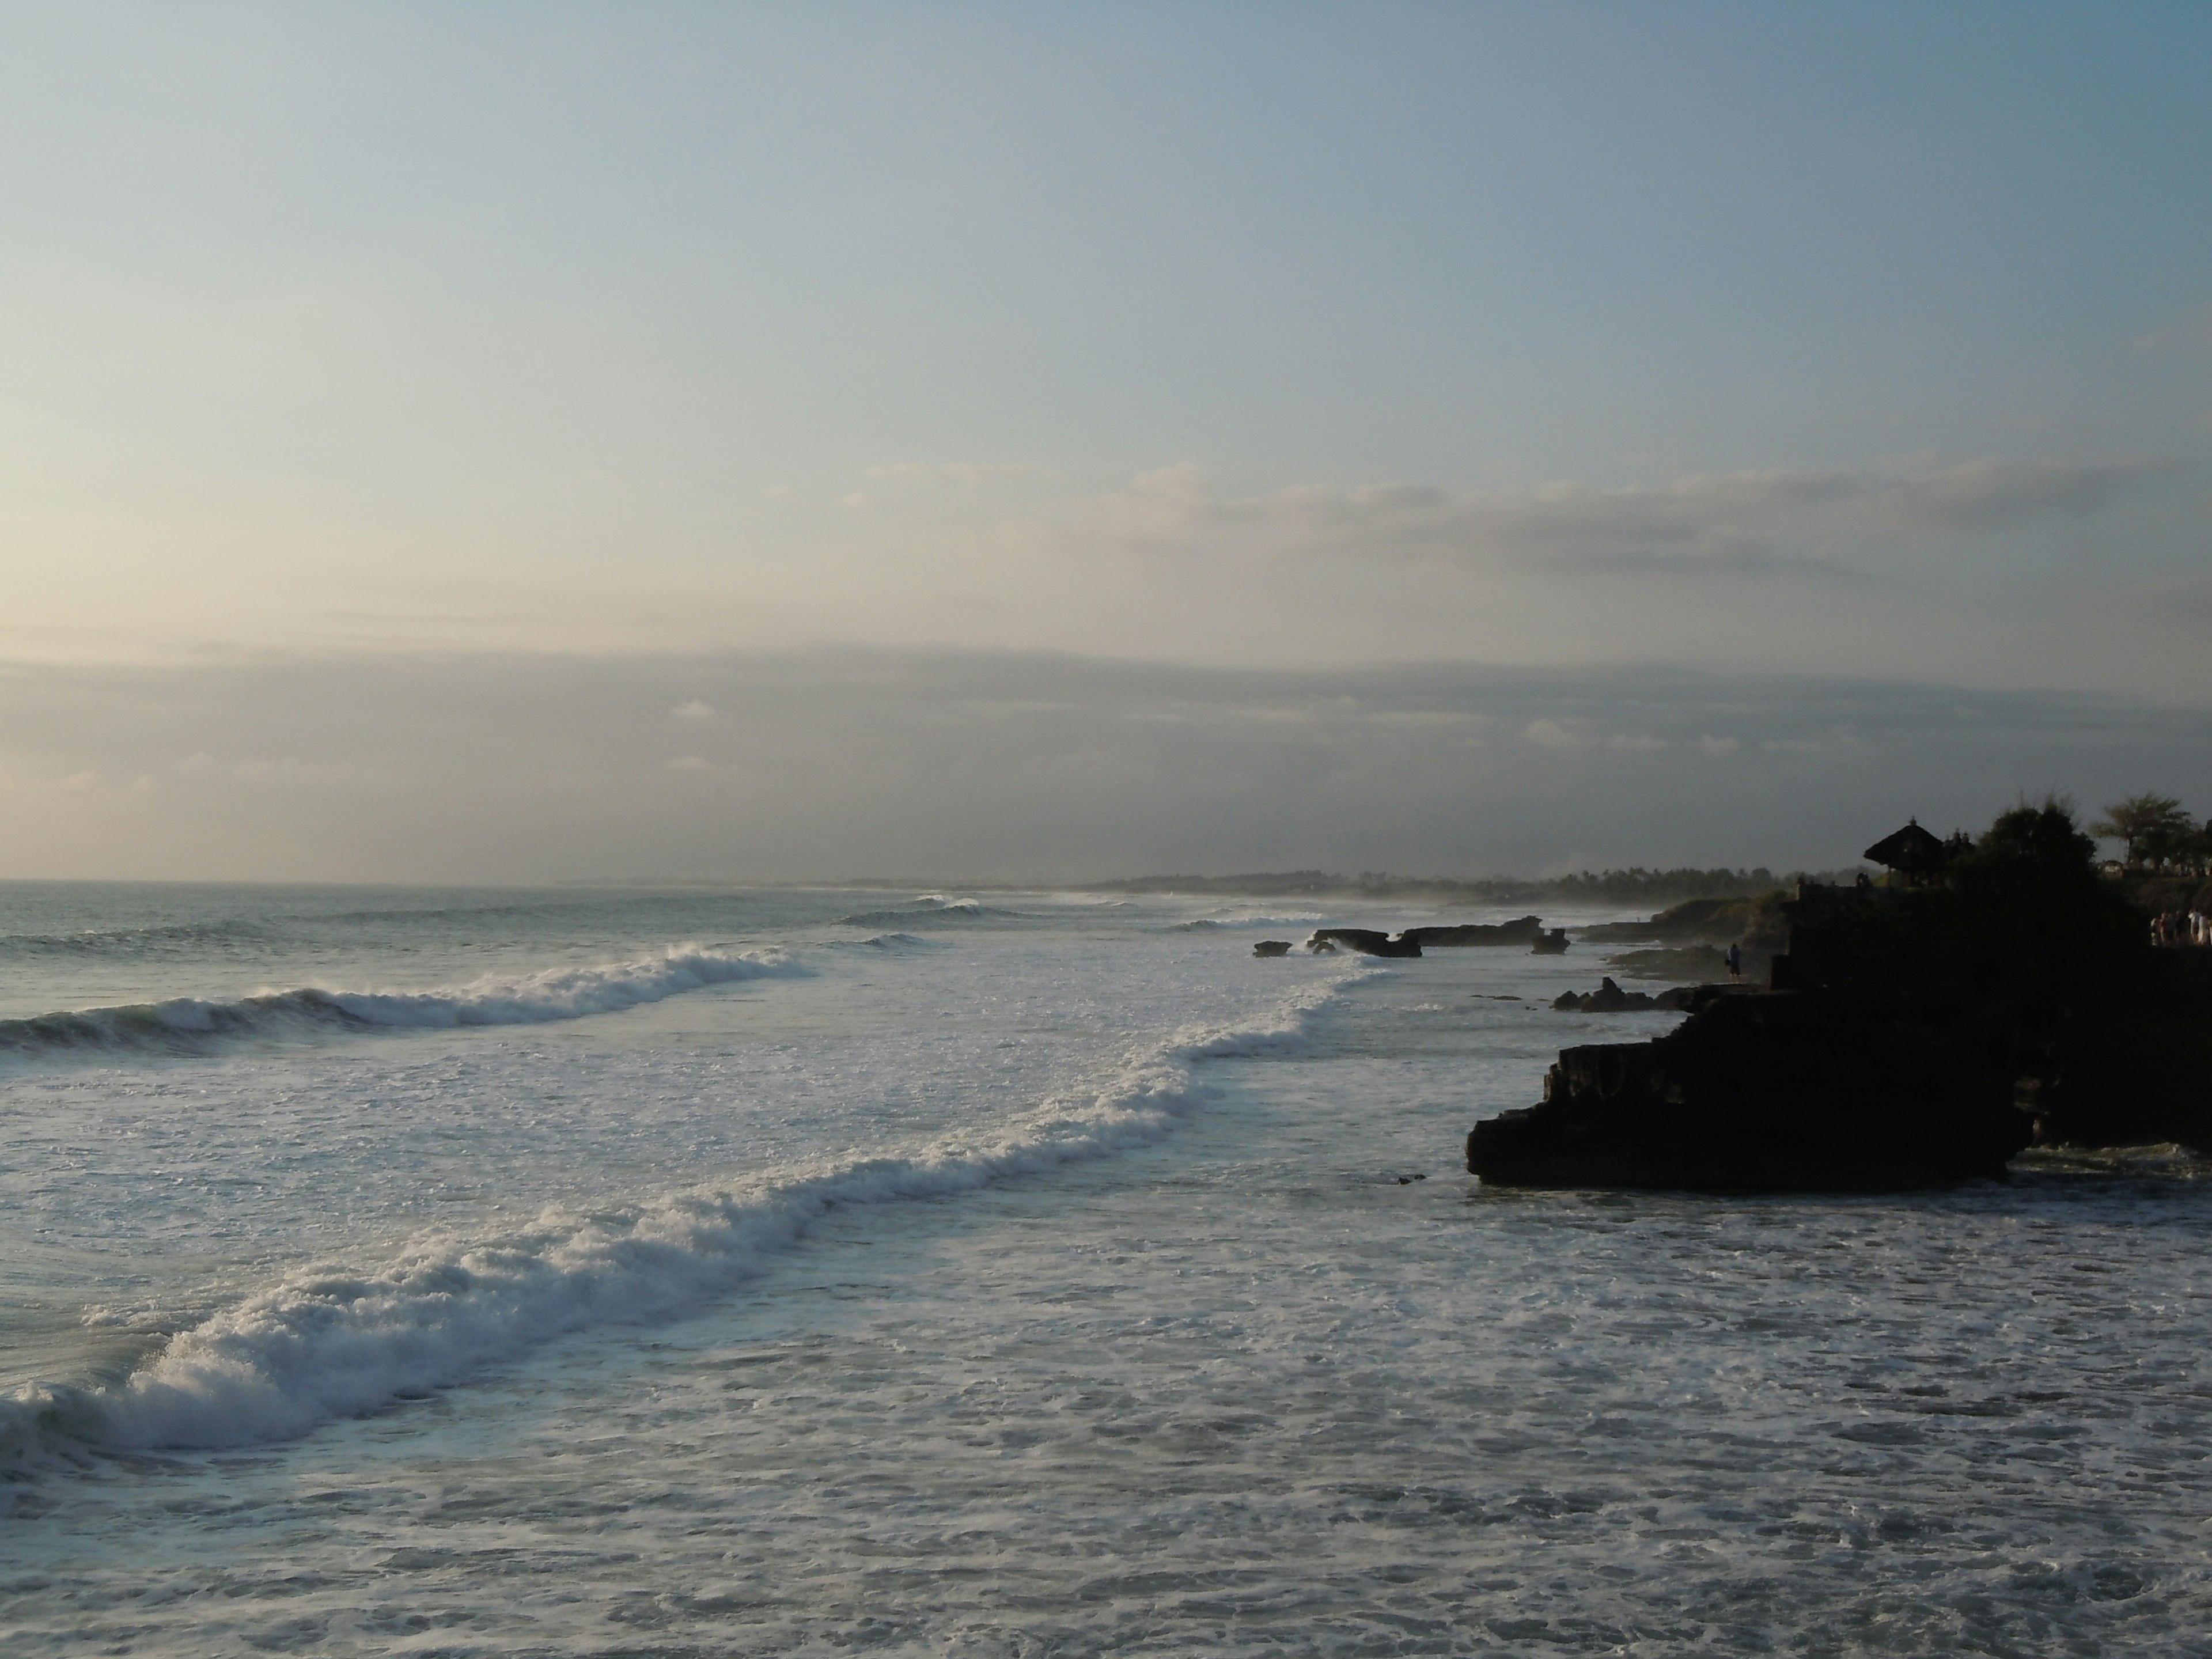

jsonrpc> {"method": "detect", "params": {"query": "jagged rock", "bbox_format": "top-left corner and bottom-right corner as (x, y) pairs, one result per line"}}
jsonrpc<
(1531, 927), (1571, 955)
(1588, 977), (1636, 1012)
(1307, 928), (1422, 958)
(1469, 988), (2031, 1192)
(1252, 940), (1293, 957)
(1552, 976), (1687, 1013)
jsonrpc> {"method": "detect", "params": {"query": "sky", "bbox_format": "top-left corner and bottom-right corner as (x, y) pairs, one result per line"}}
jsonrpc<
(4, 2), (2210, 882)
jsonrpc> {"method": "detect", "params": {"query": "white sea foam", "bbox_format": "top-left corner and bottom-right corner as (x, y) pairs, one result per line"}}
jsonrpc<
(0, 946), (801, 1063)
(0, 968), (1360, 1467)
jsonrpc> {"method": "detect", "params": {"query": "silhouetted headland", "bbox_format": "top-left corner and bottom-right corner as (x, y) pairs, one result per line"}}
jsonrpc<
(1471, 801), (2212, 1193)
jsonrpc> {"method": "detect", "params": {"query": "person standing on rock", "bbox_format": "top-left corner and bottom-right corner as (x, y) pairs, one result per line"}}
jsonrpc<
(1725, 942), (1743, 983)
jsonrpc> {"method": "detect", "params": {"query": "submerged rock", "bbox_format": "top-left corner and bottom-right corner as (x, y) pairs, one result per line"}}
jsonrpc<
(1252, 940), (1293, 957)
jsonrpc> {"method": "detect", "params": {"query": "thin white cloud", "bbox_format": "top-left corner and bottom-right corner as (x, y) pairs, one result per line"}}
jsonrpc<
(1076, 455), (2177, 576)
(1520, 718), (1666, 752)
(1871, 455), (2177, 531)
(7, 649), (2212, 881)
(1522, 717), (1591, 749)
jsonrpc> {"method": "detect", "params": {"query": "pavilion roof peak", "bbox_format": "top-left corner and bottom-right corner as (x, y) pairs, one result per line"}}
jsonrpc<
(1863, 820), (1950, 872)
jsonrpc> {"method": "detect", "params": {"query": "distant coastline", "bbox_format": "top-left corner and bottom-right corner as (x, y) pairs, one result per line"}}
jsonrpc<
(549, 867), (1872, 903)
(1086, 866), (1866, 906)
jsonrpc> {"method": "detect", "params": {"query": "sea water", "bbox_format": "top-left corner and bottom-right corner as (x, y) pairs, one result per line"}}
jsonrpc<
(2, 882), (2208, 1654)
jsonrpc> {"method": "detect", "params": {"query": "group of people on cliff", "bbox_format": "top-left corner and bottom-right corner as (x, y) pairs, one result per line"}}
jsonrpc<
(2149, 908), (2211, 948)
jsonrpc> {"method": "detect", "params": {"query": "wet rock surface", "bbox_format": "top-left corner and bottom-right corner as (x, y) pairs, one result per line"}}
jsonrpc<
(1307, 928), (1421, 957)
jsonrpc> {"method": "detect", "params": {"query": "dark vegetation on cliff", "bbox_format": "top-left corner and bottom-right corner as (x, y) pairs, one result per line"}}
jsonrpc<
(1807, 800), (2211, 1149)
(2093, 791), (2212, 876)
(1095, 866), (1859, 904)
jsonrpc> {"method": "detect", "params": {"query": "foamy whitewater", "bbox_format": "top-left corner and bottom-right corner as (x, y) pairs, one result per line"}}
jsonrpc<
(3, 884), (2209, 1653)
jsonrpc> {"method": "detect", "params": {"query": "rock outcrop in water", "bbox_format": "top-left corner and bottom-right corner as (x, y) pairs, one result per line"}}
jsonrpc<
(1307, 928), (1421, 957)
(1252, 940), (1293, 957)
(1550, 978), (1695, 1013)
(1304, 916), (1548, 958)
(1399, 917), (1545, 949)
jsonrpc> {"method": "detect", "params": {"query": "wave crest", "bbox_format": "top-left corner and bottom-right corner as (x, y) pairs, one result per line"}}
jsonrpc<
(0, 967), (1364, 1467)
(0, 948), (802, 1063)
(827, 933), (935, 952)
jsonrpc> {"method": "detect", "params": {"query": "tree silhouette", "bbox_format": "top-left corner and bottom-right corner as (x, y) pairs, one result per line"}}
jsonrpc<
(2092, 793), (2196, 870)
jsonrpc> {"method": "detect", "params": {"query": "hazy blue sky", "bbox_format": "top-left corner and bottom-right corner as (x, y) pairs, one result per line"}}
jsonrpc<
(4, 3), (2209, 878)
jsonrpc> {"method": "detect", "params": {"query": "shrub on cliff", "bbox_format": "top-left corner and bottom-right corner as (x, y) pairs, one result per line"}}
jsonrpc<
(1816, 798), (2141, 1020)
(1944, 799), (2143, 1024)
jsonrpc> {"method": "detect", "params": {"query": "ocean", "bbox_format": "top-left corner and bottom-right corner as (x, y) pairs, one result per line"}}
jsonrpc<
(2, 881), (2207, 1655)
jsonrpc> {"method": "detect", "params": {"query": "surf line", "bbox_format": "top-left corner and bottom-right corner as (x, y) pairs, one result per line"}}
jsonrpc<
(0, 965), (1368, 1467)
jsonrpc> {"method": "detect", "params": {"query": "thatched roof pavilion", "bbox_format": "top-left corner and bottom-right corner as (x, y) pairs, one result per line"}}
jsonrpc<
(1863, 819), (1950, 885)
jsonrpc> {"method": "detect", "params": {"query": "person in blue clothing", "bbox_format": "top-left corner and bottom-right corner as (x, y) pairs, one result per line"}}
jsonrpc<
(1725, 941), (1743, 983)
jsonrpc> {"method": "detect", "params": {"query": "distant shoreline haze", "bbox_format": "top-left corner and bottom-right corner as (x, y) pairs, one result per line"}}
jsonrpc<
(1085, 868), (1866, 904)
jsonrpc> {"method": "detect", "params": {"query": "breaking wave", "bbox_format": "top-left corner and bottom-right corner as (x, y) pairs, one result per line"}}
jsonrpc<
(0, 968), (1363, 1467)
(0, 948), (802, 1063)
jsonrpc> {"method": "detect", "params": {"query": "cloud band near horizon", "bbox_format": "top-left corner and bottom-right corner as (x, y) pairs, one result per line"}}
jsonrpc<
(5, 647), (2207, 885)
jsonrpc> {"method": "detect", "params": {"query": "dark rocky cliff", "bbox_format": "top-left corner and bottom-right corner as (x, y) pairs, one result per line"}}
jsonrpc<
(1469, 985), (2031, 1192)
(1468, 803), (2212, 1191)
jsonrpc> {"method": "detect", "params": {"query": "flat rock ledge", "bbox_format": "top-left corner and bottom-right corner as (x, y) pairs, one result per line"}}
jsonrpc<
(1468, 988), (2033, 1193)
